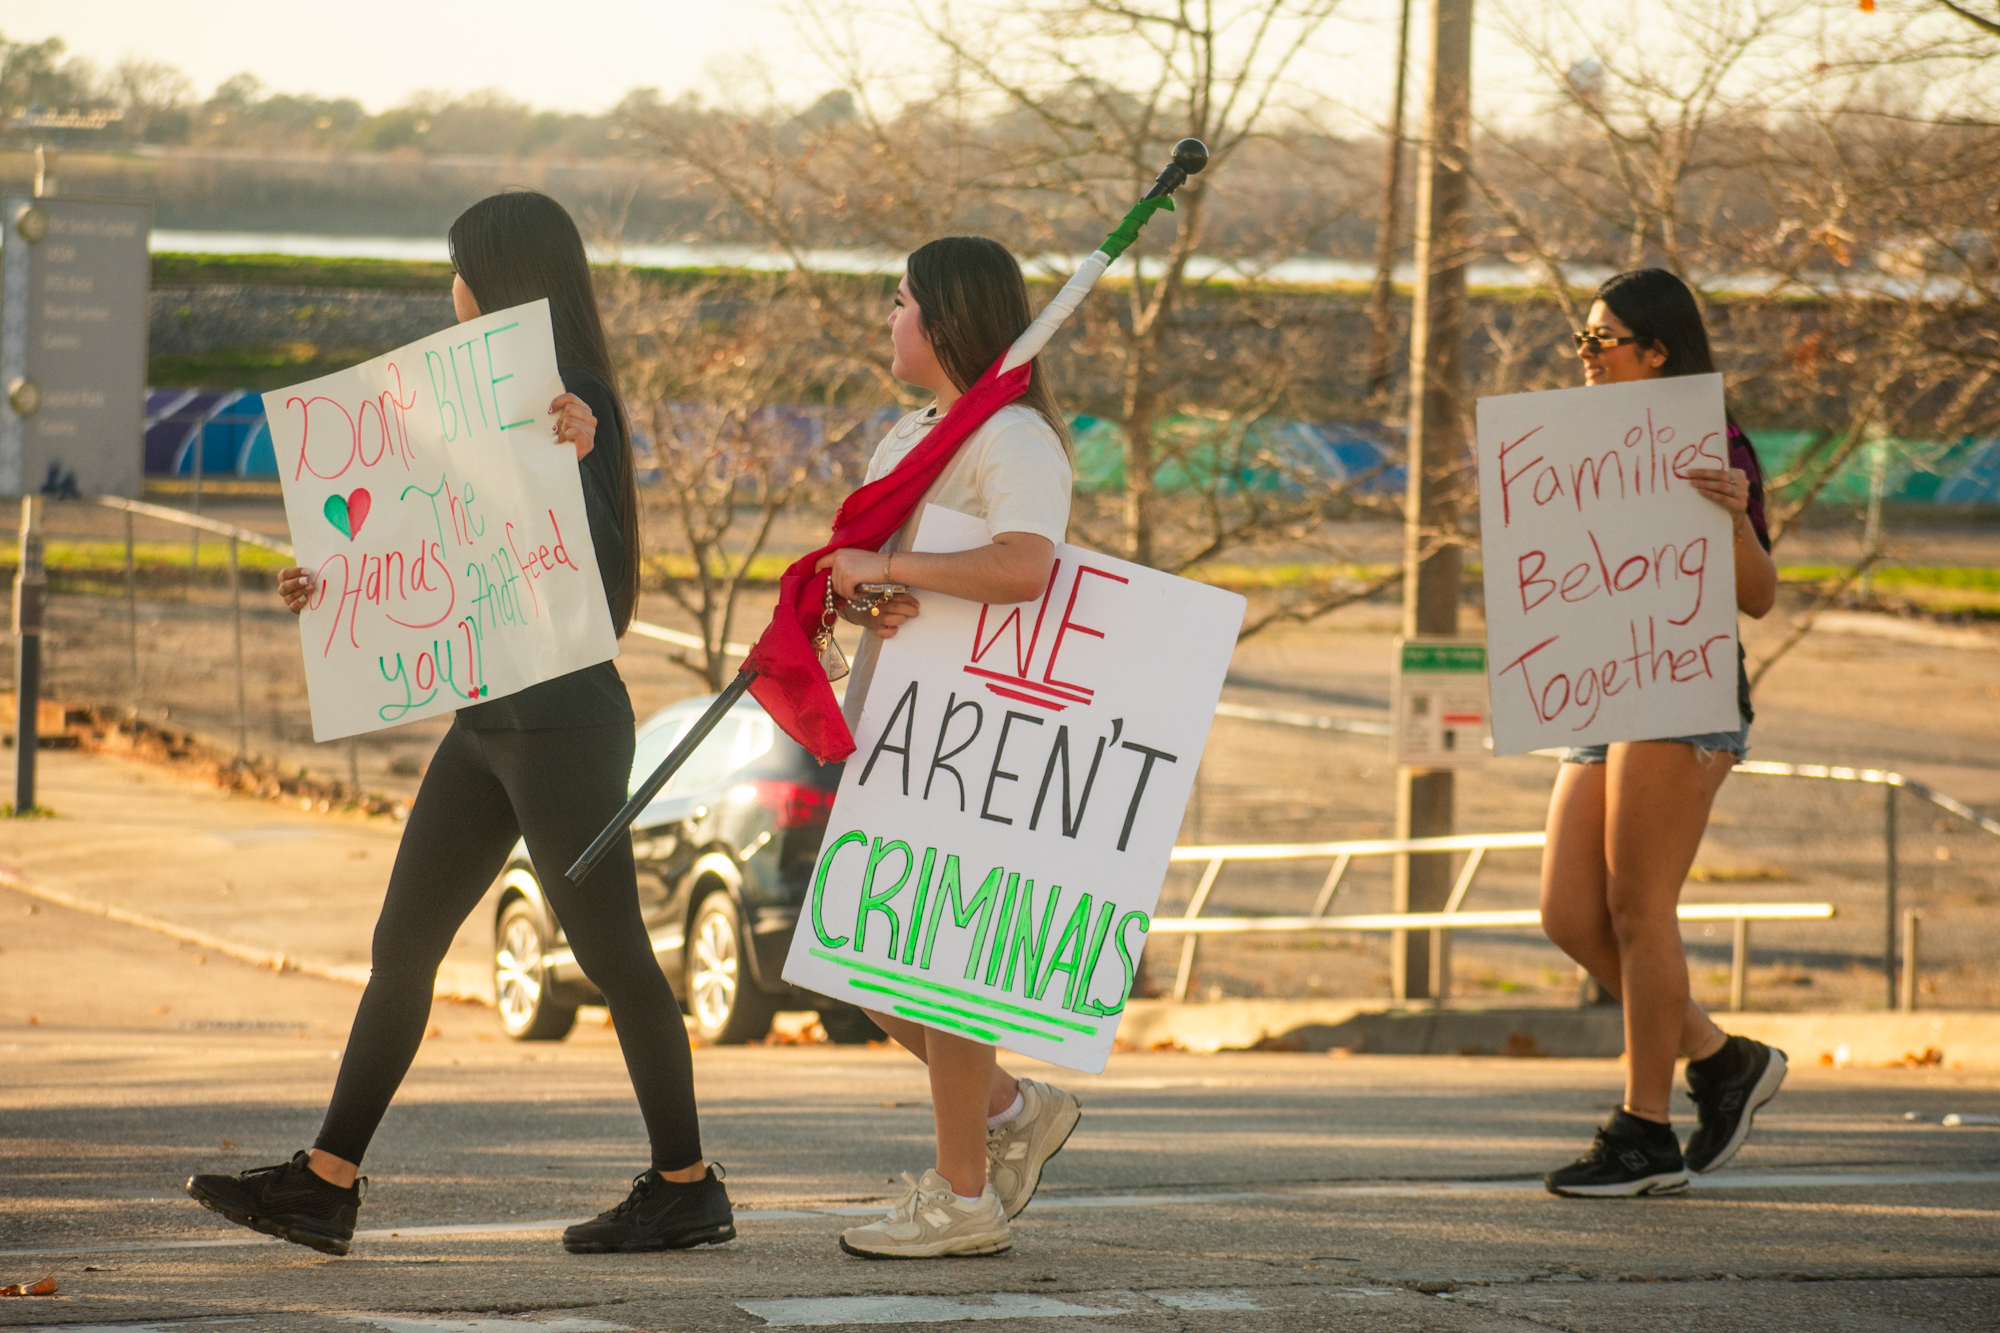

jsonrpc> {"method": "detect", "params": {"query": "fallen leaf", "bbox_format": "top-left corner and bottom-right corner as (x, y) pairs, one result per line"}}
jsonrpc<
(0, 1272), (58, 1296)
(221, 1138), (237, 1150)
(424, 1025), (443, 1039)
(24, 1015), (35, 1026)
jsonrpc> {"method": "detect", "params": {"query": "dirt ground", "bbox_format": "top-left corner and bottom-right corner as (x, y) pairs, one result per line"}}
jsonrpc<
(7, 496), (1998, 1014)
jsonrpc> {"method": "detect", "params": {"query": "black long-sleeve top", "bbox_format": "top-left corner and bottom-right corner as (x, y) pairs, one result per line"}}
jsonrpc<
(456, 365), (634, 730)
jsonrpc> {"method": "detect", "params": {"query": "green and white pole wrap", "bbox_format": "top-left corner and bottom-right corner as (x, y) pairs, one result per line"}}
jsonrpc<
(998, 195), (1180, 375)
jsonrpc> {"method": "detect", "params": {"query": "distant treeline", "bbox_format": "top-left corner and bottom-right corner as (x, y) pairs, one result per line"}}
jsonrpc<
(3, 30), (659, 158)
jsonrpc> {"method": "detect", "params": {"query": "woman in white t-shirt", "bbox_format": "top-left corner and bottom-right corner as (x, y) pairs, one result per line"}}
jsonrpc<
(818, 236), (1083, 1261)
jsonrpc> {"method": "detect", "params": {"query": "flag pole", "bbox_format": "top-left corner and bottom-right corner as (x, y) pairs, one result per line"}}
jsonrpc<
(566, 139), (1208, 885)
(568, 665), (758, 884)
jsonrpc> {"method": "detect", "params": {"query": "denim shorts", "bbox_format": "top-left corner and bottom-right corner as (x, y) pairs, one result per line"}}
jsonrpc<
(1560, 727), (1748, 766)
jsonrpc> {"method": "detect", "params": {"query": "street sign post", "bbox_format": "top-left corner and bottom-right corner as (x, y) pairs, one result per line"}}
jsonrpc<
(1, 195), (150, 499)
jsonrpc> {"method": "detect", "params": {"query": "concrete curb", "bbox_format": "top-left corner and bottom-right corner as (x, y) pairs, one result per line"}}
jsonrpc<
(1117, 999), (2000, 1070)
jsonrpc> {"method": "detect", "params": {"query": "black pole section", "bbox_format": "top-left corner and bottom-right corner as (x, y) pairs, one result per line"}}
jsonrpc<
(13, 500), (45, 816)
(567, 666), (759, 884)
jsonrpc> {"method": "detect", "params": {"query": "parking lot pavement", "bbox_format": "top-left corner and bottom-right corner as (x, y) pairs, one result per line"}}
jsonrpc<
(0, 749), (495, 999)
(5, 882), (2000, 1332)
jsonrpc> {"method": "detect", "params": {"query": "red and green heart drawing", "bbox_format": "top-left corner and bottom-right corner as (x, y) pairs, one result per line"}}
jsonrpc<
(324, 489), (371, 540)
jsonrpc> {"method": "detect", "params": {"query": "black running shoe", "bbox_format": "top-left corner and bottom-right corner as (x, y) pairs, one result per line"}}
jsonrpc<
(563, 1164), (736, 1254)
(186, 1150), (363, 1255)
(1685, 1035), (1787, 1173)
(1545, 1112), (1689, 1198)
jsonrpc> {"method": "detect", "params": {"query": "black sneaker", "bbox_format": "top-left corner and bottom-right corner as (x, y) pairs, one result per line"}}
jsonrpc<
(1545, 1112), (1689, 1198)
(563, 1164), (736, 1253)
(1685, 1036), (1787, 1173)
(186, 1150), (363, 1255)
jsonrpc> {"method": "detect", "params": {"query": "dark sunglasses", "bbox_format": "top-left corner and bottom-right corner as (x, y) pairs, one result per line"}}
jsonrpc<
(1572, 332), (1640, 355)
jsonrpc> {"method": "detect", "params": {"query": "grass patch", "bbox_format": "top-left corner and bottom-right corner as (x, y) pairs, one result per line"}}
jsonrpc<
(1778, 564), (2000, 591)
(149, 344), (381, 391)
(153, 252), (456, 292)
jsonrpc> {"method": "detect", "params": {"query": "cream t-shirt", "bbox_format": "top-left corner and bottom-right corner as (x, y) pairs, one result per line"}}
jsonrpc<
(862, 402), (1073, 546)
(839, 401), (1073, 728)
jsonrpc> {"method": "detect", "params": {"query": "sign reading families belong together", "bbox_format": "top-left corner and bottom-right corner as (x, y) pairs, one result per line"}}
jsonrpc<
(1475, 373), (1740, 755)
(265, 300), (618, 741)
(783, 507), (1245, 1074)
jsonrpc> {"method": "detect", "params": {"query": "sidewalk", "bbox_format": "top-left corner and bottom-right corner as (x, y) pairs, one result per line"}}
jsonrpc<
(9, 747), (2000, 1067)
(0, 748), (496, 1001)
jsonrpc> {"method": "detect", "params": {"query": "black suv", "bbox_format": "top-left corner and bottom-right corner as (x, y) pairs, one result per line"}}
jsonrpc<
(490, 694), (878, 1045)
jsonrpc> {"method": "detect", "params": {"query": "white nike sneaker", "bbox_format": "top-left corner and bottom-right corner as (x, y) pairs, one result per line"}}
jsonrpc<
(986, 1078), (1082, 1219)
(838, 1170), (1011, 1259)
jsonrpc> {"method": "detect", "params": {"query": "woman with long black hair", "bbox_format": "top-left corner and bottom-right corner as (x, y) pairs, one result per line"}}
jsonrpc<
(186, 191), (731, 1256)
(1540, 268), (1789, 1198)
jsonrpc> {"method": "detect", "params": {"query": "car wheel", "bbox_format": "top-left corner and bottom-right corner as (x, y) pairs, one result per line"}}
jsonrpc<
(495, 894), (577, 1041)
(821, 1004), (885, 1045)
(686, 891), (776, 1045)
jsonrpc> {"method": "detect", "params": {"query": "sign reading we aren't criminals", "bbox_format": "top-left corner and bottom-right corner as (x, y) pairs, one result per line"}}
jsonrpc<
(1475, 373), (1739, 756)
(265, 300), (618, 741)
(784, 506), (1245, 1074)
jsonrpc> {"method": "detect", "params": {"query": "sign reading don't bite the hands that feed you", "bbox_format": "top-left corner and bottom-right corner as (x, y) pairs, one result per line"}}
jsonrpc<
(264, 300), (618, 741)
(784, 506), (1245, 1074)
(1476, 373), (1740, 756)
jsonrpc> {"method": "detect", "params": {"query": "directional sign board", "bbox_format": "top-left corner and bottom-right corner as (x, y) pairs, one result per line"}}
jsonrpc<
(0, 196), (149, 498)
(1393, 638), (1489, 769)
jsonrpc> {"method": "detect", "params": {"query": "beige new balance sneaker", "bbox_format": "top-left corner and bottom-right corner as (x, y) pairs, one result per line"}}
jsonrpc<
(838, 1170), (1012, 1259)
(986, 1078), (1082, 1219)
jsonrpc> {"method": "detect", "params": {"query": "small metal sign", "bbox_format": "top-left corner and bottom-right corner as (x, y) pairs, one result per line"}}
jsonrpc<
(1, 195), (149, 498)
(1394, 638), (1489, 769)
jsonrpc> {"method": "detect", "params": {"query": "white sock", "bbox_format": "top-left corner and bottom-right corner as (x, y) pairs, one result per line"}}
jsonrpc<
(955, 1191), (984, 1205)
(986, 1089), (1026, 1131)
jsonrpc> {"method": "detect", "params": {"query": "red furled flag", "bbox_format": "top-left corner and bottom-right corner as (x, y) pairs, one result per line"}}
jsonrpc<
(747, 356), (1034, 761)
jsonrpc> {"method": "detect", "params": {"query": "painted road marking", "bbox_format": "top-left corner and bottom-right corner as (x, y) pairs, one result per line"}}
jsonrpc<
(346, 1312), (624, 1320)
(19, 1323), (252, 1333)
(6, 1171), (1996, 1258)
(739, 1294), (1116, 1326)
(1151, 1290), (1261, 1310)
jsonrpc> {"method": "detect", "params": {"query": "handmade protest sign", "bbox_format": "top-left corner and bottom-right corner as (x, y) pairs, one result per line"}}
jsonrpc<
(1476, 373), (1738, 756)
(265, 300), (618, 741)
(784, 506), (1245, 1074)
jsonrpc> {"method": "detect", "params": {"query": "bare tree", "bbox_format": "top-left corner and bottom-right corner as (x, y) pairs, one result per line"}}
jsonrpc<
(1472, 0), (2000, 678)
(605, 272), (878, 689)
(631, 0), (1410, 630)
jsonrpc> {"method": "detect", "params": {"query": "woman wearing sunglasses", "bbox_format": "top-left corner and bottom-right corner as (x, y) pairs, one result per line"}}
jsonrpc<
(1539, 268), (1787, 1198)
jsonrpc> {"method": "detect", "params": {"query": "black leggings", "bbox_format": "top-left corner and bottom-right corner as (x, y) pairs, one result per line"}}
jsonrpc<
(315, 721), (702, 1172)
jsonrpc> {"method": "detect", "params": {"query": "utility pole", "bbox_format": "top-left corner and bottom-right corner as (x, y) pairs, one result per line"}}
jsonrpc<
(1392, 0), (1474, 1003)
(1366, 0), (1415, 398)
(14, 497), (45, 814)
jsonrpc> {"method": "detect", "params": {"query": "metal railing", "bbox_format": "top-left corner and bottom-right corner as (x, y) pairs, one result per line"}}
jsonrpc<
(1734, 761), (2000, 1009)
(1157, 831), (1835, 1009)
(92, 496), (295, 759)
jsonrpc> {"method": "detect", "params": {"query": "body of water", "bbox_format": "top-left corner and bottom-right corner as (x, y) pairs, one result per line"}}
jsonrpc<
(147, 229), (1595, 290)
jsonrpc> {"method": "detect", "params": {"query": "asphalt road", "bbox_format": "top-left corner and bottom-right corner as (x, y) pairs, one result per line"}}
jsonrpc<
(4, 881), (1999, 1333)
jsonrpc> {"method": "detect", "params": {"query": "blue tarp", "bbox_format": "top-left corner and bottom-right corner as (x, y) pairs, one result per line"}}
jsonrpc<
(139, 387), (2000, 506)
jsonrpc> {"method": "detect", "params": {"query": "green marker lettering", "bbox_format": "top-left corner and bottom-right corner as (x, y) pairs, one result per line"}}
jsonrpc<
(424, 350), (458, 441)
(855, 838), (914, 957)
(900, 847), (937, 966)
(1000, 881), (1062, 996)
(1036, 892), (1093, 1005)
(1073, 899), (1117, 1014)
(983, 873), (1022, 986)
(810, 829), (867, 949)
(1082, 910), (1150, 1018)
(480, 321), (533, 430)
(920, 857), (1004, 979)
